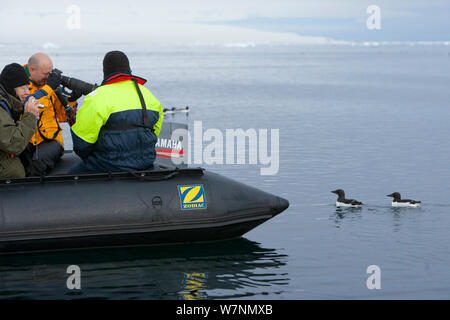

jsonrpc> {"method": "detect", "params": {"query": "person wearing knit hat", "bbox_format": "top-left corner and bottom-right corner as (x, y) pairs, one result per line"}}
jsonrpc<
(0, 63), (31, 103)
(103, 50), (131, 80)
(0, 63), (40, 178)
(69, 51), (164, 174)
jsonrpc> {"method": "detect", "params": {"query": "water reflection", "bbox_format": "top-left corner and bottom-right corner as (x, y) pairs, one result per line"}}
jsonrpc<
(390, 206), (422, 232)
(181, 273), (208, 300)
(0, 238), (288, 299)
(332, 207), (363, 228)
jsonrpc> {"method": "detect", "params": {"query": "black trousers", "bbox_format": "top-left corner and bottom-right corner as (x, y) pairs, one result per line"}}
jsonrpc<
(21, 141), (64, 176)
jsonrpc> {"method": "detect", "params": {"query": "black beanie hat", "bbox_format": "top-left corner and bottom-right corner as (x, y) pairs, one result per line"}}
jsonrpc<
(103, 51), (131, 79)
(0, 63), (29, 96)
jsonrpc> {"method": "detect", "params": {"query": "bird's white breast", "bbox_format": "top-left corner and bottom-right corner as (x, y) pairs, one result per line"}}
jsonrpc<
(392, 201), (420, 208)
(336, 201), (362, 208)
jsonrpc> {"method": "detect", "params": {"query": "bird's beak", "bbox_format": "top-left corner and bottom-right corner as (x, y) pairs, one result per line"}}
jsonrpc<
(331, 190), (337, 194)
(387, 193), (393, 197)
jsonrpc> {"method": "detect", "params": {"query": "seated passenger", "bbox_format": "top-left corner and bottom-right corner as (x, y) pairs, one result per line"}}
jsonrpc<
(22, 53), (77, 176)
(68, 51), (164, 174)
(0, 63), (40, 178)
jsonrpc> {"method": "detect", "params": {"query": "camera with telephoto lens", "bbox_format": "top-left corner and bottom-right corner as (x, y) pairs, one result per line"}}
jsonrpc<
(52, 69), (97, 96)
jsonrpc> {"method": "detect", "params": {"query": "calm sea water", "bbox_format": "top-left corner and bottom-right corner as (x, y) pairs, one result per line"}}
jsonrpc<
(0, 43), (449, 299)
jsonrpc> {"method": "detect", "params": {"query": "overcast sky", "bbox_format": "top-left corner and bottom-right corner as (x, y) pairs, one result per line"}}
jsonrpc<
(0, 0), (449, 44)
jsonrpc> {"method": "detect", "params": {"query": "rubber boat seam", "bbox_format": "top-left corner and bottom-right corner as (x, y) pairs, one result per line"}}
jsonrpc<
(0, 168), (205, 186)
(0, 210), (274, 241)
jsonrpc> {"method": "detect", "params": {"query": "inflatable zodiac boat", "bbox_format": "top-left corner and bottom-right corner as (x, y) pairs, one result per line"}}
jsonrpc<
(0, 122), (289, 254)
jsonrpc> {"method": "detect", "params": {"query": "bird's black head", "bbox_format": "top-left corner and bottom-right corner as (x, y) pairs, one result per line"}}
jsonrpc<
(331, 189), (345, 197)
(387, 192), (401, 200)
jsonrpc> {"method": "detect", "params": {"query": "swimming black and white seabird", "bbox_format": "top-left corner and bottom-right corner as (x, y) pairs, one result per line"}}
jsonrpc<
(331, 189), (363, 208)
(163, 107), (176, 114)
(387, 192), (421, 207)
(163, 106), (189, 114)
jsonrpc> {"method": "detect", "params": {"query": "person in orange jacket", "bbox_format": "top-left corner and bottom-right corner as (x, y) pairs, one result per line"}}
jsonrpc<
(22, 52), (77, 176)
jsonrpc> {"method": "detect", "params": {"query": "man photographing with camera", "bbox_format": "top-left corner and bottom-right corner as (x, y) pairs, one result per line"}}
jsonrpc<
(0, 63), (40, 178)
(22, 52), (80, 176)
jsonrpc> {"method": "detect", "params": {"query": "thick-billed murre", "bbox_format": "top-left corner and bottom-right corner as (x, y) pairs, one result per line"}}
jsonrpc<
(331, 189), (363, 207)
(387, 192), (421, 207)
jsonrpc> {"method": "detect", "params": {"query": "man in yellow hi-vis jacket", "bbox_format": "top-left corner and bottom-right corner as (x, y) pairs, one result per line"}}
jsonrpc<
(68, 51), (164, 174)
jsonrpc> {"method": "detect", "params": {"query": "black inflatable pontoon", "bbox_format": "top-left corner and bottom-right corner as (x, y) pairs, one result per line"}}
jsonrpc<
(0, 120), (289, 254)
(0, 155), (288, 254)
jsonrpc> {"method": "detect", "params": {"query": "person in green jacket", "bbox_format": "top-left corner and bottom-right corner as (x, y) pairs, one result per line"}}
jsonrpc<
(0, 63), (40, 178)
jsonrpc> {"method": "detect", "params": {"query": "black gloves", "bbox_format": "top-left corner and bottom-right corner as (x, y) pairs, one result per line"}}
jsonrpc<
(46, 69), (62, 90)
